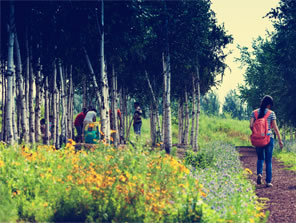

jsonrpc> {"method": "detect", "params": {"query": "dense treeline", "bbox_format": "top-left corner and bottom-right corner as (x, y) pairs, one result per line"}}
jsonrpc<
(1, 0), (232, 152)
(238, 0), (296, 129)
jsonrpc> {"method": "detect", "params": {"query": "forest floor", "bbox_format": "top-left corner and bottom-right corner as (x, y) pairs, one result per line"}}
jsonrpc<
(238, 147), (296, 223)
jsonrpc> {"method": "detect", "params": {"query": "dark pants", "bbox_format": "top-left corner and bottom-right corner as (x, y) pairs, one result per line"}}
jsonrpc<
(133, 122), (142, 135)
(75, 125), (83, 142)
(256, 138), (274, 183)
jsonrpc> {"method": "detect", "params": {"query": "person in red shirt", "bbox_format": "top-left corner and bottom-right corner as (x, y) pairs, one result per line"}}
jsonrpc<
(74, 108), (87, 142)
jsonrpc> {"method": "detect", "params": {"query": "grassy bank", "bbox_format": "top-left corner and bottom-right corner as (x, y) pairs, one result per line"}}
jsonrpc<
(274, 140), (296, 171)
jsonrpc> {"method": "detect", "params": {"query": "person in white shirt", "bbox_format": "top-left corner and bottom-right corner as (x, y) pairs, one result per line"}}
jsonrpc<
(82, 107), (97, 142)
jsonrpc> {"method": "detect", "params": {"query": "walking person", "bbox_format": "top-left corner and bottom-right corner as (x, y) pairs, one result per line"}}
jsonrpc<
(82, 107), (97, 142)
(250, 95), (284, 187)
(74, 108), (87, 142)
(133, 102), (142, 136)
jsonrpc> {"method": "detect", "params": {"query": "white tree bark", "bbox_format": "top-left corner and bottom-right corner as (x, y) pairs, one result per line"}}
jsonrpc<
(5, 1), (15, 144)
(178, 97), (183, 145)
(44, 76), (50, 145)
(193, 64), (201, 150)
(25, 31), (30, 118)
(67, 65), (74, 139)
(15, 34), (29, 142)
(162, 54), (167, 144)
(190, 74), (196, 147)
(56, 89), (60, 148)
(0, 61), (5, 141)
(58, 60), (67, 144)
(1, 62), (7, 141)
(150, 103), (156, 146)
(99, 0), (111, 142)
(162, 51), (172, 154)
(11, 62), (18, 142)
(119, 88), (124, 144)
(183, 90), (189, 145)
(35, 56), (42, 142)
(111, 65), (119, 146)
(52, 60), (58, 147)
(28, 44), (35, 143)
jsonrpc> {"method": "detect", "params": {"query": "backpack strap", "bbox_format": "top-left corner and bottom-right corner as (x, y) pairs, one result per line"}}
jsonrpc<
(263, 110), (272, 119)
(254, 109), (259, 120)
(254, 109), (272, 120)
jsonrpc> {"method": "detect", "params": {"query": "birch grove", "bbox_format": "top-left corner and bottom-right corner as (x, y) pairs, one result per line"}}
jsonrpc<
(1, 0), (232, 150)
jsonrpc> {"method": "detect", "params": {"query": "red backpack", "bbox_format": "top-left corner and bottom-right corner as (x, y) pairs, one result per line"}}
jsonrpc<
(250, 109), (272, 147)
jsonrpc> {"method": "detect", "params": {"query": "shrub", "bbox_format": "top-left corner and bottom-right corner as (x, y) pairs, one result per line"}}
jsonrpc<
(184, 150), (215, 169)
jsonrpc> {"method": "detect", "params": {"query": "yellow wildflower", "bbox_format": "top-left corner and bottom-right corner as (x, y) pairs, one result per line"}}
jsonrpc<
(0, 160), (4, 168)
(245, 168), (253, 175)
(256, 212), (266, 218)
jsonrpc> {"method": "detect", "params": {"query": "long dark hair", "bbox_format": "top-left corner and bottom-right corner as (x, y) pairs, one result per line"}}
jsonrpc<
(258, 95), (273, 118)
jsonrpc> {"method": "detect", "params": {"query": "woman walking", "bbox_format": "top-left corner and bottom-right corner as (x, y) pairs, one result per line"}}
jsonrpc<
(250, 95), (284, 187)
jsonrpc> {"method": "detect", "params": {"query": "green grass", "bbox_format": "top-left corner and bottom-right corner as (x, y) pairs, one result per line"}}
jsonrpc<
(132, 113), (251, 148)
(274, 140), (296, 171)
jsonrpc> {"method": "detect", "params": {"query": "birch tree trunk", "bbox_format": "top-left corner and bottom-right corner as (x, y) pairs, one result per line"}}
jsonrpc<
(5, 1), (15, 144)
(162, 55), (167, 144)
(58, 60), (66, 145)
(119, 88), (124, 144)
(67, 65), (73, 139)
(190, 74), (196, 147)
(52, 60), (57, 147)
(0, 62), (5, 140)
(178, 97), (183, 145)
(162, 51), (172, 154)
(25, 31), (30, 117)
(1, 65), (6, 141)
(15, 54), (21, 138)
(120, 88), (126, 144)
(28, 44), (35, 143)
(110, 65), (119, 146)
(99, 0), (111, 142)
(35, 57), (42, 142)
(15, 34), (29, 142)
(3, 79), (7, 142)
(193, 64), (201, 150)
(125, 94), (129, 141)
(290, 127), (293, 141)
(11, 62), (18, 141)
(44, 76), (50, 145)
(150, 103), (156, 146)
(183, 90), (189, 145)
(56, 89), (60, 148)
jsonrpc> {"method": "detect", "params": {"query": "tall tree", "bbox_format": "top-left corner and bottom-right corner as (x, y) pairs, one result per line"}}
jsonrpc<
(5, 0), (16, 144)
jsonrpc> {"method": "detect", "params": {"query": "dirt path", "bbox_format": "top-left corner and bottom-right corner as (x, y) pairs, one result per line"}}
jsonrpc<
(238, 147), (296, 223)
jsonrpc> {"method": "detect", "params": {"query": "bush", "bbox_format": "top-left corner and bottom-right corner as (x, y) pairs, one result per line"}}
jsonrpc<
(184, 150), (215, 169)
